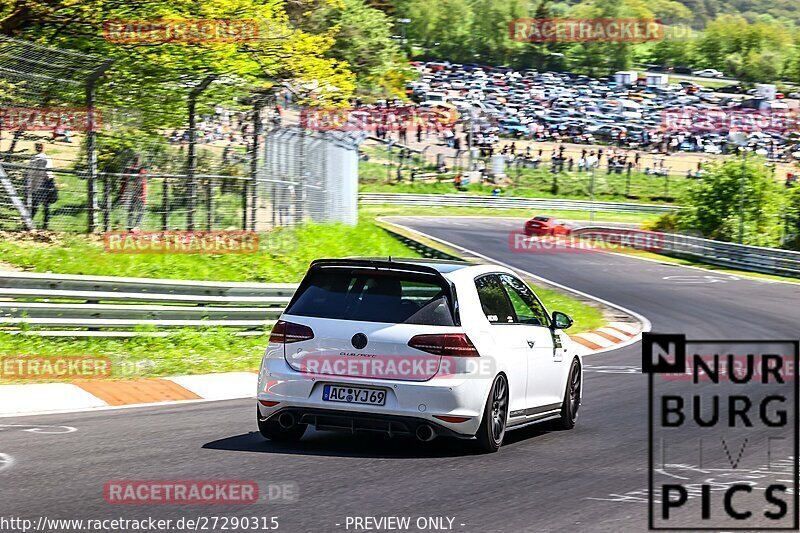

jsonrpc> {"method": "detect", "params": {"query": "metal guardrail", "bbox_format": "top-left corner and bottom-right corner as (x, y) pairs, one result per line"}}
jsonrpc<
(572, 226), (800, 278)
(0, 272), (297, 336)
(359, 193), (679, 214)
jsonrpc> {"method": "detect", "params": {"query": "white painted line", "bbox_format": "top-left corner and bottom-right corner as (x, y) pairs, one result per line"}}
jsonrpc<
(610, 322), (639, 335)
(573, 332), (616, 348)
(382, 218), (652, 356)
(0, 396), (249, 418)
(0, 453), (13, 472)
(0, 424), (77, 434)
(597, 327), (631, 341)
(165, 372), (257, 401)
(0, 383), (108, 416)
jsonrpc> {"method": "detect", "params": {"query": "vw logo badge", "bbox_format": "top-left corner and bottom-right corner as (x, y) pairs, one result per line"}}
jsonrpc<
(351, 333), (368, 349)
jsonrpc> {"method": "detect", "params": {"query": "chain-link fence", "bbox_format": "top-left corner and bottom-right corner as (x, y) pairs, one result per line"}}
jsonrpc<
(0, 35), (361, 233)
(260, 127), (363, 228)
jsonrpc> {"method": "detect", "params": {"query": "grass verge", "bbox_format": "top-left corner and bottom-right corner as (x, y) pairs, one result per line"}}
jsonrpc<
(0, 329), (268, 384)
(0, 222), (417, 281)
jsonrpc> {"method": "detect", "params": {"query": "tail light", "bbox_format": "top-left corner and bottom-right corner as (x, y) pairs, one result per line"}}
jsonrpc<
(433, 415), (472, 423)
(269, 320), (314, 344)
(408, 334), (480, 357)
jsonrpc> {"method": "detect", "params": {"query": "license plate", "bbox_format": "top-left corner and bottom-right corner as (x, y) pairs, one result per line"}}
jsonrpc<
(322, 385), (386, 406)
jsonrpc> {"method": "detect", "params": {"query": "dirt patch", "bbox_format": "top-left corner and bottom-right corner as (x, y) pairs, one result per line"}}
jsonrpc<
(0, 230), (67, 247)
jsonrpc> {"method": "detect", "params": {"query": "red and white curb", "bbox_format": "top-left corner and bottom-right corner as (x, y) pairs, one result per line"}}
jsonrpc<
(0, 371), (258, 417)
(569, 321), (643, 355)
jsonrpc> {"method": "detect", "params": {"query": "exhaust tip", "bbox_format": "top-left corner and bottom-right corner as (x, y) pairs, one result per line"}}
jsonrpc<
(277, 412), (296, 429)
(415, 424), (436, 442)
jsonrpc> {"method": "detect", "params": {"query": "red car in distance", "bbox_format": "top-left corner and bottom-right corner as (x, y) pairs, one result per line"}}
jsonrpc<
(524, 216), (572, 236)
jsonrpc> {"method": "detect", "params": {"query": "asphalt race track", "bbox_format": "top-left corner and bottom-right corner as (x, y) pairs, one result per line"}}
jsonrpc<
(2, 216), (799, 532)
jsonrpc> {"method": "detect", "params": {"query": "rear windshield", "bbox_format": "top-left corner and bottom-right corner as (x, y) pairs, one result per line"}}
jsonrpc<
(286, 268), (455, 326)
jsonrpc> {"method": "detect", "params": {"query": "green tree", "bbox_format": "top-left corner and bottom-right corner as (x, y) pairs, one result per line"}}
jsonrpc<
(677, 157), (784, 247)
(784, 183), (800, 250)
(321, 0), (409, 93)
(1, 0), (361, 128)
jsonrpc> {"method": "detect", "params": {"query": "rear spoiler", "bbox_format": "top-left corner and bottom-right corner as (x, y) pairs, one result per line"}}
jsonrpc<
(308, 258), (450, 277)
(286, 258), (462, 326)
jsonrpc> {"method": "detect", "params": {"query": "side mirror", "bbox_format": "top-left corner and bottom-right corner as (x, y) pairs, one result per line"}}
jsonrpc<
(552, 311), (573, 330)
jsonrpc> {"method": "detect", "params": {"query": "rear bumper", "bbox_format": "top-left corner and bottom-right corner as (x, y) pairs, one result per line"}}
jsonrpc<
(257, 356), (490, 437)
(262, 406), (469, 439)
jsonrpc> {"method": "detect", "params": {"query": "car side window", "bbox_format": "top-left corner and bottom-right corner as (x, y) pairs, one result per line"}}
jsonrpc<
(475, 275), (516, 324)
(498, 274), (549, 327)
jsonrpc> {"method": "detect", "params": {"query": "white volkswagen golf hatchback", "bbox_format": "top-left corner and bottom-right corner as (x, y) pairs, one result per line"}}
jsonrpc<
(257, 258), (582, 452)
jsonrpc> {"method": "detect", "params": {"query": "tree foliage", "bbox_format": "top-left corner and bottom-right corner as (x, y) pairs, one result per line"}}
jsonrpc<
(676, 157), (784, 247)
(0, 0), (411, 128)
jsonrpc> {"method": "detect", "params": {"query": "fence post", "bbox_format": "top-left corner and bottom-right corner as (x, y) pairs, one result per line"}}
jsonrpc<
(249, 99), (264, 232)
(161, 178), (170, 230)
(187, 75), (217, 231)
(85, 60), (114, 234)
(297, 128), (306, 224)
(241, 179), (248, 230)
(206, 178), (214, 230)
(625, 169), (632, 196)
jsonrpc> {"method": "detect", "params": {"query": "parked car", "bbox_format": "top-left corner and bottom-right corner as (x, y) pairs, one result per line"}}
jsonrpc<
(693, 69), (724, 78)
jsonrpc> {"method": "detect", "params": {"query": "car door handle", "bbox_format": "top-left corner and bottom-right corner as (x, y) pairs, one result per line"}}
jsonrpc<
(526, 340), (536, 348)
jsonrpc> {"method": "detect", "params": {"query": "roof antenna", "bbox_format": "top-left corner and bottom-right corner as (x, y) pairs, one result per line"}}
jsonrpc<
(388, 256), (392, 262)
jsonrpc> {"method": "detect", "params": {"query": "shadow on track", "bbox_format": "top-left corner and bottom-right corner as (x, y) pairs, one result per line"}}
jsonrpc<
(203, 423), (556, 459)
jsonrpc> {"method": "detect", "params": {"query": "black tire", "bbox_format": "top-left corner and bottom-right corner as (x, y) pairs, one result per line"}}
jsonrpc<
(257, 407), (306, 442)
(475, 374), (509, 453)
(557, 359), (582, 430)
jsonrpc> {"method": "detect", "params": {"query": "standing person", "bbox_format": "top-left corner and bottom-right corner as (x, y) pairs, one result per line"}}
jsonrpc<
(416, 124), (422, 144)
(25, 142), (57, 230)
(119, 156), (148, 230)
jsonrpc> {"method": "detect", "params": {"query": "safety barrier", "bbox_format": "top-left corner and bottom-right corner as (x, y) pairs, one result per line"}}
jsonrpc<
(0, 272), (295, 336)
(572, 226), (800, 278)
